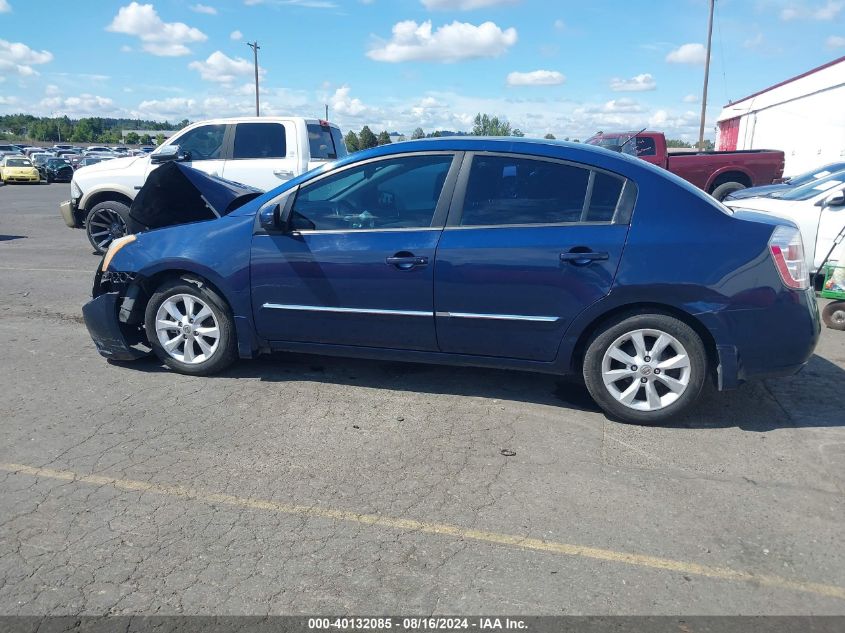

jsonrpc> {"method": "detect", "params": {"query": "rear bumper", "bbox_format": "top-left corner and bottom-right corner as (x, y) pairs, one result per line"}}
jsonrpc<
(82, 292), (148, 361)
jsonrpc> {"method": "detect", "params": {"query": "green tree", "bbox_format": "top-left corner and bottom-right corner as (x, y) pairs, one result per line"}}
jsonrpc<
(411, 127), (425, 140)
(698, 139), (715, 151)
(376, 131), (392, 146)
(155, 133), (166, 146)
(358, 126), (378, 150)
(666, 139), (692, 148)
(472, 113), (519, 137)
(177, 119), (191, 129)
(544, 133), (556, 140)
(125, 132), (140, 145)
(139, 134), (153, 145)
(344, 130), (360, 152)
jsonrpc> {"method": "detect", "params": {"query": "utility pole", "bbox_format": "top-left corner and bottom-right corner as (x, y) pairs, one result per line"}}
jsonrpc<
(698, 0), (715, 150)
(325, 104), (329, 120)
(247, 41), (260, 117)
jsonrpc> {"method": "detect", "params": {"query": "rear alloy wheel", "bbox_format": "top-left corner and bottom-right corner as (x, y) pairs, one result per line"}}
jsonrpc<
(86, 201), (130, 254)
(583, 313), (707, 424)
(144, 278), (237, 375)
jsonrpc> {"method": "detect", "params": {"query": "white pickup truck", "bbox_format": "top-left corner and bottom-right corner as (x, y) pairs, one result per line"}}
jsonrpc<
(60, 116), (347, 252)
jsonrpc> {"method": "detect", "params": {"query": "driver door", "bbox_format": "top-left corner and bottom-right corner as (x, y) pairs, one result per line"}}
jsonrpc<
(251, 152), (460, 351)
(145, 123), (228, 180)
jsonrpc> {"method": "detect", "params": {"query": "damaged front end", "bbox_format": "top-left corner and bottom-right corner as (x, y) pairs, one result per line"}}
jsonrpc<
(82, 265), (151, 361)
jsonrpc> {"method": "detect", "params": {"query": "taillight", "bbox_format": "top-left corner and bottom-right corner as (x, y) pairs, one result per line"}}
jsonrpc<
(769, 226), (809, 290)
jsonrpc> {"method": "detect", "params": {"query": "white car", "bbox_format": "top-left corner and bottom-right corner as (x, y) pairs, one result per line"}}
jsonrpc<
(61, 116), (347, 253)
(724, 169), (845, 273)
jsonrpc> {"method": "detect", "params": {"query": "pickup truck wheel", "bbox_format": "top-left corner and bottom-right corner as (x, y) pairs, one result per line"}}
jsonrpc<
(144, 278), (238, 376)
(711, 182), (745, 201)
(86, 201), (130, 254)
(583, 313), (707, 425)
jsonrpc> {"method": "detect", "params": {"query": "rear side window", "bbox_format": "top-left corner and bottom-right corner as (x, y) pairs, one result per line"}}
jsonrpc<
(460, 155), (631, 226)
(307, 124), (348, 160)
(233, 123), (286, 160)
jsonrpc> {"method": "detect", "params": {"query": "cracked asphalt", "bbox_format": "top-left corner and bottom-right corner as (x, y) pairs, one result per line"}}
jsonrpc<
(0, 183), (844, 615)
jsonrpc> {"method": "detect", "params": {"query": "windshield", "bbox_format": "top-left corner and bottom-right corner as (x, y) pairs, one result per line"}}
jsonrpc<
(586, 134), (637, 156)
(785, 162), (845, 186)
(775, 169), (845, 201)
(48, 159), (70, 166)
(6, 158), (32, 167)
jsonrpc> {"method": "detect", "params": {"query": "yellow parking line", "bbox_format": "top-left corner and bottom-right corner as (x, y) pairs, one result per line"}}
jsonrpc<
(2, 461), (843, 601)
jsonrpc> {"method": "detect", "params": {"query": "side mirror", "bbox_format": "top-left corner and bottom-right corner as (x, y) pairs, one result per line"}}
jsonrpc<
(823, 191), (845, 207)
(258, 203), (280, 230)
(150, 144), (188, 164)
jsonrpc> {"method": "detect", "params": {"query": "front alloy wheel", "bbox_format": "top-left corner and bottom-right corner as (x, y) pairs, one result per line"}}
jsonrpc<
(85, 201), (130, 254)
(583, 313), (707, 424)
(144, 278), (237, 375)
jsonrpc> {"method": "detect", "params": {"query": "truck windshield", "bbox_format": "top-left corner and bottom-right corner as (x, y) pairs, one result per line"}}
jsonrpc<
(775, 169), (845, 201)
(785, 162), (845, 186)
(586, 135), (637, 156)
(307, 124), (348, 160)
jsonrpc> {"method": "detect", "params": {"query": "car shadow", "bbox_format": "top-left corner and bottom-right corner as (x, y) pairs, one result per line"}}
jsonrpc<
(122, 351), (845, 430)
(0, 235), (27, 242)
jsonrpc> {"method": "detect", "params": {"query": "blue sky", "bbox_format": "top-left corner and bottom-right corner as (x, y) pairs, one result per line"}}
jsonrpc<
(1, 0), (843, 140)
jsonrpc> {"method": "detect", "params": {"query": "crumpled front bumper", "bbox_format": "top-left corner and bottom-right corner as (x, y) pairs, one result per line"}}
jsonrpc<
(82, 292), (149, 361)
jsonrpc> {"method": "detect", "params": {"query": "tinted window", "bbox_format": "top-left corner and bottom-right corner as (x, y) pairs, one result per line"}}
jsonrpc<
(586, 171), (625, 222)
(292, 154), (453, 231)
(233, 122), (286, 160)
(307, 124), (348, 160)
(635, 136), (656, 156)
(172, 124), (226, 161)
(461, 156), (591, 226)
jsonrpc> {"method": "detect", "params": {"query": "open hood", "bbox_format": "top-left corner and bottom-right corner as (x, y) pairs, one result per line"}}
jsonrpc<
(129, 161), (263, 231)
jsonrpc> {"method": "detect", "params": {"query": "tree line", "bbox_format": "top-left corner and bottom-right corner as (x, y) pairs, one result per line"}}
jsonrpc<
(0, 114), (188, 143)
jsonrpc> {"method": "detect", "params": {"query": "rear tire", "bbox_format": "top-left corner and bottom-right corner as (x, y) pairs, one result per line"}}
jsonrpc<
(144, 277), (238, 376)
(711, 181), (745, 201)
(822, 301), (845, 331)
(583, 313), (707, 425)
(85, 200), (130, 254)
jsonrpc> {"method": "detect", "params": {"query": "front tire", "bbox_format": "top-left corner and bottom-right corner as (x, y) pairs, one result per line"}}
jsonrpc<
(822, 301), (845, 331)
(583, 313), (707, 425)
(144, 277), (238, 376)
(85, 201), (130, 254)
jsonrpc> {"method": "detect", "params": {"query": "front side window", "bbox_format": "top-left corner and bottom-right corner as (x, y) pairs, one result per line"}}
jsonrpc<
(635, 136), (656, 157)
(460, 155), (628, 226)
(233, 122), (286, 160)
(171, 124), (226, 161)
(291, 154), (454, 231)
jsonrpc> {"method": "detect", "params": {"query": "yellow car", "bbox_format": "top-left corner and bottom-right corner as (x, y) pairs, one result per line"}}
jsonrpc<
(0, 156), (41, 183)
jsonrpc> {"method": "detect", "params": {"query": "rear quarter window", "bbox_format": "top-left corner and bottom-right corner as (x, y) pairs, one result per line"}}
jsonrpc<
(307, 124), (347, 160)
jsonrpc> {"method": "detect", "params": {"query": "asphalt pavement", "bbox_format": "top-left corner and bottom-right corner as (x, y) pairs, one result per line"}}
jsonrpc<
(0, 182), (843, 615)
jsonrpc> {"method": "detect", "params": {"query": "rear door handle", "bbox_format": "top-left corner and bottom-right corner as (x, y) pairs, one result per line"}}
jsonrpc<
(386, 255), (429, 270)
(560, 251), (609, 264)
(274, 169), (294, 178)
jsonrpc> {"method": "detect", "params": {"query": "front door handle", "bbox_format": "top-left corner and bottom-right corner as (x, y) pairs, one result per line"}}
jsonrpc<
(560, 251), (609, 265)
(386, 255), (429, 270)
(274, 169), (294, 179)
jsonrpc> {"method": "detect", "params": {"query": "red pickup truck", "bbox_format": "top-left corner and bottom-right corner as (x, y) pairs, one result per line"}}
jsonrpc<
(585, 131), (785, 201)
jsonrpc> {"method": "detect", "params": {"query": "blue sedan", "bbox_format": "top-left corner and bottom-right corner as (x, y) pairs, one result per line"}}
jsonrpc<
(83, 138), (820, 424)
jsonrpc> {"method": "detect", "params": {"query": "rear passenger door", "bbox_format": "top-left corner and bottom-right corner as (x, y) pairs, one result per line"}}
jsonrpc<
(434, 152), (635, 362)
(222, 121), (298, 191)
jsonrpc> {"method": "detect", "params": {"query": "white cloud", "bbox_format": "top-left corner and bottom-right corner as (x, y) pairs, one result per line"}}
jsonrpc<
(188, 50), (264, 83)
(39, 93), (121, 117)
(506, 70), (564, 86)
(609, 73), (656, 92)
(244, 0), (338, 7)
(230, 30), (243, 40)
(367, 20), (517, 63)
(44, 84), (60, 96)
(781, 1), (843, 20)
(553, 19), (566, 31)
(134, 97), (198, 120)
(827, 35), (845, 48)
(330, 85), (380, 118)
(0, 0), (11, 13)
(0, 39), (53, 78)
(743, 33), (764, 49)
(666, 43), (706, 65)
(421, 0), (518, 9)
(190, 3), (217, 14)
(683, 94), (700, 103)
(106, 2), (207, 57)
